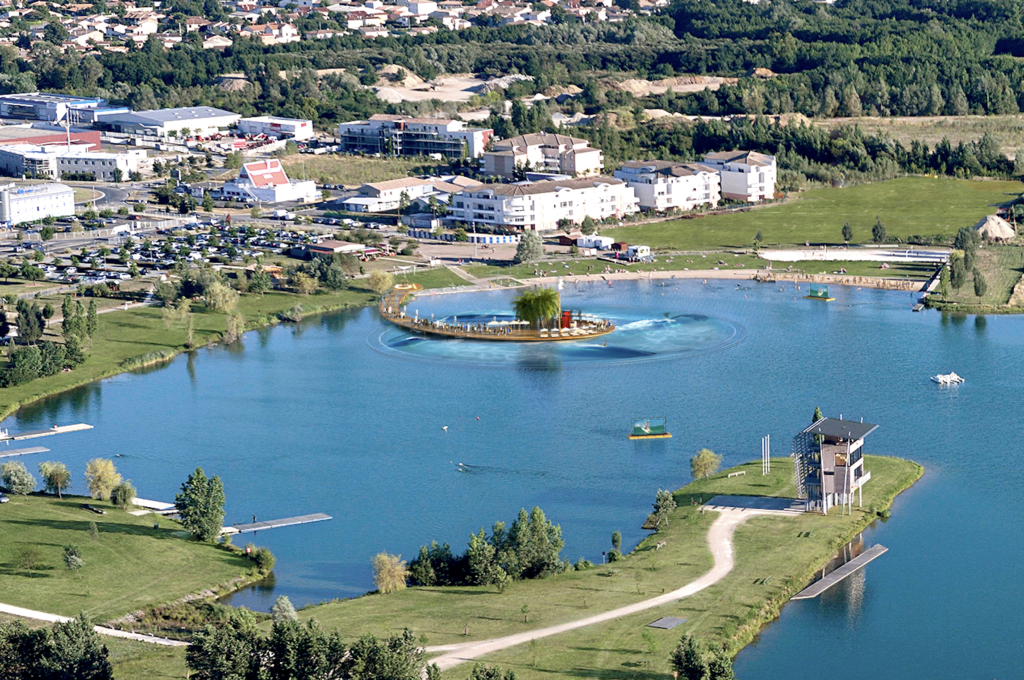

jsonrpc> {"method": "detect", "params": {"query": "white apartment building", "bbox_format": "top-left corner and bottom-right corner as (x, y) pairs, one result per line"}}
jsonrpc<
(483, 133), (604, 178)
(0, 144), (145, 181)
(219, 159), (318, 204)
(58, 149), (147, 181)
(238, 116), (315, 141)
(0, 183), (75, 225)
(342, 177), (436, 212)
(614, 160), (721, 211)
(449, 177), (638, 232)
(701, 150), (776, 202)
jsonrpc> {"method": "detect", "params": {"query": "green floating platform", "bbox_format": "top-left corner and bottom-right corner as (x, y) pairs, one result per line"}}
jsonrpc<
(630, 417), (671, 440)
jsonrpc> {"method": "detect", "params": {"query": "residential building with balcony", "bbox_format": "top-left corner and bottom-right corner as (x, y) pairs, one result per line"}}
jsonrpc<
(337, 114), (492, 158)
(448, 176), (638, 232)
(483, 132), (603, 178)
(700, 150), (776, 202)
(614, 160), (721, 211)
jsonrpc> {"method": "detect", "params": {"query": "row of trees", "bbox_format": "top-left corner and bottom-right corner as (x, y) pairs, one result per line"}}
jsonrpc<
(0, 615), (113, 680)
(0, 458), (135, 506)
(185, 611), (439, 680)
(0, 294), (96, 387)
(408, 506), (567, 590)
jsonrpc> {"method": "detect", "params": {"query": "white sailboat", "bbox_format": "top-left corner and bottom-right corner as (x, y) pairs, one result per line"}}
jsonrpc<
(931, 372), (965, 385)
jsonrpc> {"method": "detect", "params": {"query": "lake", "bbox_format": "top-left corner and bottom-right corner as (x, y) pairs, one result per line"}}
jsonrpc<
(6, 278), (1022, 678)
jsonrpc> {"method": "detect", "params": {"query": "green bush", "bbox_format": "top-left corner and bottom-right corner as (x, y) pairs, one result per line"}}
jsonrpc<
(251, 546), (276, 573)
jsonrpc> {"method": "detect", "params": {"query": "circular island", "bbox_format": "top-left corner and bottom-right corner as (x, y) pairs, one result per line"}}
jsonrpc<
(379, 284), (615, 342)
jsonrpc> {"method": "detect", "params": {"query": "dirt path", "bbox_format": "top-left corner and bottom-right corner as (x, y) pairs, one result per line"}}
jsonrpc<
(0, 602), (187, 647)
(426, 506), (795, 670)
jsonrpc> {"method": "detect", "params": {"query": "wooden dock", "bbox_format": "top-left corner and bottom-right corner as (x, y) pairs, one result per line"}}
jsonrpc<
(792, 544), (888, 600)
(0, 446), (49, 459)
(223, 513), (332, 535)
(0, 424), (92, 442)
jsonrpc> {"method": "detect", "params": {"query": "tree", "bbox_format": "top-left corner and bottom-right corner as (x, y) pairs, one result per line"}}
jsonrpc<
(939, 264), (951, 298)
(512, 288), (560, 329)
(611, 530), (622, 552)
(110, 480), (136, 509)
(174, 467), (226, 542)
(368, 270), (394, 295)
(84, 459), (121, 501)
(950, 253), (967, 290)
(372, 552), (409, 594)
(1, 461), (35, 494)
(842, 222), (853, 242)
(86, 299), (98, 338)
(16, 299), (44, 345)
(690, 448), (722, 480)
(580, 216), (598, 235)
(205, 281), (239, 312)
(248, 267), (272, 296)
(512, 231), (544, 264)
(872, 217), (887, 243)
(271, 595), (298, 623)
(469, 664), (518, 680)
(670, 634), (734, 680)
(63, 544), (84, 574)
(40, 226), (55, 241)
(202, 191), (214, 212)
(293, 271), (318, 295)
(974, 268), (988, 297)
(347, 629), (437, 680)
(39, 461), (71, 498)
(0, 614), (113, 680)
(813, 406), (823, 423)
(646, 489), (678, 530)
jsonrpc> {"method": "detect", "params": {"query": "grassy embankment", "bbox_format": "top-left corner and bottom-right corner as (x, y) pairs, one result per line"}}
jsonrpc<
(602, 176), (1021, 250)
(0, 267), (466, 419)
(465, 254), (933, 281)
(819, 114), (1024, 158)
(293, 456), (921, 680)
(927, 244), (1024, 313)
(278, 155), (433, 187)
(0, 494), (251, 621)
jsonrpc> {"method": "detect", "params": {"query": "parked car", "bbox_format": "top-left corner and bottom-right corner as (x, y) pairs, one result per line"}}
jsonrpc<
(0, 493), (8, 503)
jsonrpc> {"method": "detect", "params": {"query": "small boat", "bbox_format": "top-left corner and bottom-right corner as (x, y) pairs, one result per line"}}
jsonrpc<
(931, 372), (965, 385)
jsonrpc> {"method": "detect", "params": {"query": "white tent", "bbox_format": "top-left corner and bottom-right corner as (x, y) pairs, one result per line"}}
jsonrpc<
(973, 214), (1016, 241)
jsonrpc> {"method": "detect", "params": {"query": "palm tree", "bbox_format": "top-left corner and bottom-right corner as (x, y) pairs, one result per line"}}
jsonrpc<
(512, 288), (561, 329)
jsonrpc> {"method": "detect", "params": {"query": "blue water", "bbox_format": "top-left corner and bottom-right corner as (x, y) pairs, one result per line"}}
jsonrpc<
(6, 279), (1024, 678)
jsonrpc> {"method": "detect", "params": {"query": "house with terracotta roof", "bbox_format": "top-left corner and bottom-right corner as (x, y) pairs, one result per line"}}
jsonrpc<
(219, 159), (318, 204)
(483, 132), (604, 178)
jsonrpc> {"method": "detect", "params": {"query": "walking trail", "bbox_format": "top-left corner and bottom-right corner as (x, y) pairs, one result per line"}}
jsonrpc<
(426, 504), (798, 670)
(0, 602), (186, 647)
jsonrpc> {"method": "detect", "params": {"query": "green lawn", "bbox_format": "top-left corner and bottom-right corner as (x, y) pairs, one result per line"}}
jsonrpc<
(464, 254), (766, 280)
(298, 455), (920, 679)
(441, 456), (921, 680)
(108, 640), (187, 680)
(602, 177), (1023, 250)
(933, 245), (1024, 308)
(0, 494), (251, 621)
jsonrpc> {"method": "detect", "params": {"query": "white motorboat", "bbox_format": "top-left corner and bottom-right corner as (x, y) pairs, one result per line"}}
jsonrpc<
(931, 372), (965, 385)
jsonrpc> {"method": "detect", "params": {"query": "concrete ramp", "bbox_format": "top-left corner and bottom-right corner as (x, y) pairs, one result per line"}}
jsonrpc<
(792, 544), (888, 600)
(705, 495), (804, 514)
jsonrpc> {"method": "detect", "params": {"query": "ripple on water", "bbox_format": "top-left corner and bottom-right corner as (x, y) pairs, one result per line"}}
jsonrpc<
(369, 305), (745, 367)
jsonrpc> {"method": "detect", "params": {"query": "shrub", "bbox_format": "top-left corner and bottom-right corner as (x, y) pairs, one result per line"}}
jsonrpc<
(251, 546), (276, 573)
(110, 480), (136, 509)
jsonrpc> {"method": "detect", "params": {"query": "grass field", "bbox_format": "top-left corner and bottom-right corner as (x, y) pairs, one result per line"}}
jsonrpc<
(933, 245), (1024, 308)
(820, 115), (1024, 158)
(0, 494), (251, 621)
(297, 456), (921, 679)
(780, 259), (938, 280)
(279, 155), (433, 187)
(464, 254), (766, 280)
(602, 177), (1023, 250)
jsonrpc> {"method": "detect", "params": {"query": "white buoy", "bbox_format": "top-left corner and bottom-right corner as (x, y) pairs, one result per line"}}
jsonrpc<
(442, 426), (448, 432)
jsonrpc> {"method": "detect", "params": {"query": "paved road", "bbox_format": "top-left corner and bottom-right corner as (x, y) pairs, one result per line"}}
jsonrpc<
(426, 503), (800, 670)
(0, 602), (187, 647)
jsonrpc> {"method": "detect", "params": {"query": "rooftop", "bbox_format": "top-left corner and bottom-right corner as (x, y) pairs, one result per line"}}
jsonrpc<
(125, 106), (240, 123)
(466, 176), (625, 197)
(619, 160), (717, 176)
(703, 149), (775, 167)
(803, 417), (878, 441)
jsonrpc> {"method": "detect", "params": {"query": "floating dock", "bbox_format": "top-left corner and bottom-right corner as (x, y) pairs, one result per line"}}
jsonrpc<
(792, 544), (888, 599)
(0, 446), (49, 459)
(628, 417), (671, 440)
(379, 284), (615, 343)
(0, 424), (92, 442)
(223, 513), (332, 535)
(133, 498), (177, 515)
